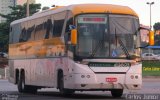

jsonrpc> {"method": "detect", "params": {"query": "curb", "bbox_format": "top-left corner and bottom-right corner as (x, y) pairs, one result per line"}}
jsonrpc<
(143, 76), (160, 78)
(143, 76), (160, 82)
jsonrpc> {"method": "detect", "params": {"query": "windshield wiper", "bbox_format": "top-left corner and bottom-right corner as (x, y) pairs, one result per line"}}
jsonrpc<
(89, 39), (104, 58)
(115, 28), (131, 59)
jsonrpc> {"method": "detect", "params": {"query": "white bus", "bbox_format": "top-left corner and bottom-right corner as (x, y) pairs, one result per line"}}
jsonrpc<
(8, 4), (154, 97)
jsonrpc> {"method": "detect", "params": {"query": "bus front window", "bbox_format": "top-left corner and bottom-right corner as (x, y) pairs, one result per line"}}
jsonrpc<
(76, 14), (109, 58)
(109, 15), (141, 58)
(75, 14), (141, 59)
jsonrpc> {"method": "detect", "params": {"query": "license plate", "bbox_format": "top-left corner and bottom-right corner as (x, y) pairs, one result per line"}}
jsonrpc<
(106, 77), (117, 82)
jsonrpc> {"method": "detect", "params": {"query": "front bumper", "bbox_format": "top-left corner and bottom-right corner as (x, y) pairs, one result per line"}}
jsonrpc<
(64, 73), (142, 90)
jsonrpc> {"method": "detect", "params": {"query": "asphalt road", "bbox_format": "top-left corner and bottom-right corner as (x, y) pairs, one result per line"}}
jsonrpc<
(0, 79), (160, 100)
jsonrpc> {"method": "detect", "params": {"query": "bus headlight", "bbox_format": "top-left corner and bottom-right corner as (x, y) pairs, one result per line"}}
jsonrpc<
(135, 75), (139, 79)
(86, 75), (90, 78)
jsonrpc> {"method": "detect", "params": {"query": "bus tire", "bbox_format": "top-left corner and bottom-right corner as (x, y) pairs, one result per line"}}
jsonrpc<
(111, 89), (123, 98)
(17, 71), (25, 93)
(17, 72), (37, 93)
(58, 72), (75, 95)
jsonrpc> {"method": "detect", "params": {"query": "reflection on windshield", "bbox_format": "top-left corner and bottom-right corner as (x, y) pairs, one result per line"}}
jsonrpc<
(76, 14), (108, 57)
(109, 15), (140, 58)
(76, 14), (140, 59)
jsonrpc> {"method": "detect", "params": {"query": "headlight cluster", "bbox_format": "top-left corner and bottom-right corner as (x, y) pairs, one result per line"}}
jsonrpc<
(81, 75), (91, 78)
(130, 75), (139, 79)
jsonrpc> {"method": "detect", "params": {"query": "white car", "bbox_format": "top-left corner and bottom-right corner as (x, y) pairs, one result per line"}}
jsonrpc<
(142, 53), (160, 60)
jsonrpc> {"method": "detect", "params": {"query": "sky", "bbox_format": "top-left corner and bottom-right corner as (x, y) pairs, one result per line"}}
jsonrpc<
(36, 0), (159, 26)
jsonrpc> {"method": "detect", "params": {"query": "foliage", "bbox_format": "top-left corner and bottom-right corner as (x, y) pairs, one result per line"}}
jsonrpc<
(153, 22), (160, 31)
(0, 23), (9, 52)
(154, 35), (160, 45)
(0, 3), (41, 52)
(0, 4), (41, 23)
(153, 22), (160, 45)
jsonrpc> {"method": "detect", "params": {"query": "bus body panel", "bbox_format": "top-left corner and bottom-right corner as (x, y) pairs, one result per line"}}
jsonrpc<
(9, 57), (142, 90)
(9, 57), (71, 87)
(64, 62), (142, 90)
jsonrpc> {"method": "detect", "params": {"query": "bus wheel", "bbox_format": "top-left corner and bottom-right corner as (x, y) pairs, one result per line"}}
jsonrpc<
(58, 72), (75, 95)
(17, 72), (26, 93)
(17, 72), (37, 93)
(111, 89), (123, 98)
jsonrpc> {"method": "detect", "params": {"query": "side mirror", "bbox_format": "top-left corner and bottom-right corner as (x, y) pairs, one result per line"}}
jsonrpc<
(71, 29), (77, 45)
(149, 31), (154, 46)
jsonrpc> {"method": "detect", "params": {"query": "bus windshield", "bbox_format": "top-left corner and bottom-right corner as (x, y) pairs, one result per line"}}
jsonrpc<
(76, 14), (140, 59)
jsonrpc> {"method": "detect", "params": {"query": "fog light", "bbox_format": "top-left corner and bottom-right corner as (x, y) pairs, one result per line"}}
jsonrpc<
(86, 75), (90, 78)
(130, 75), (134, 79)
(135, 75), (138, 79)
(81, 75), (85, 78)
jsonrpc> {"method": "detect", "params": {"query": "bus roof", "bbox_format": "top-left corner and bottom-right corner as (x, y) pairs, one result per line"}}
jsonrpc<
(11, 4), (138, 25)
(68, 4), (138, 17)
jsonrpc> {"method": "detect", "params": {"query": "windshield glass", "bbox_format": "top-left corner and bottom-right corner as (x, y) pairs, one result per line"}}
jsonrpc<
(109, 15), (140, 58)
(76, 14), (140, 59)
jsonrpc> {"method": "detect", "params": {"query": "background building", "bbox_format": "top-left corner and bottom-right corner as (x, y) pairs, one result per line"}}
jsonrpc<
(0, 0), (16, 23)
(16, 0), (35, 5)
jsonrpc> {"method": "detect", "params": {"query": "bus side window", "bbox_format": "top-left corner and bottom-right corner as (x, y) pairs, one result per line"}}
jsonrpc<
(9, 27), (13, 44)
(44, 19), (52, 39)
(19, 28), (26, 42)
(26, 25), (35, 41)
(65, 18), (73, 33)
(64, 18), (73, 42)
(13, 24), (21, 43)
(52, 19), (64, 37)
(34, 17), (45, 40)
(10, 27), (12, 32)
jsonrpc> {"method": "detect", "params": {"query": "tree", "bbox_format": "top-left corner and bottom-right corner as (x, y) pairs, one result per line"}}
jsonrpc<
(0, 23), (9, 67)
(0, 3), (41, 52)
(153, 22), (160, 45)
(0, 3), (41, 24)
(0, 23), (9, 52)
(153, 22), (160, 31)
